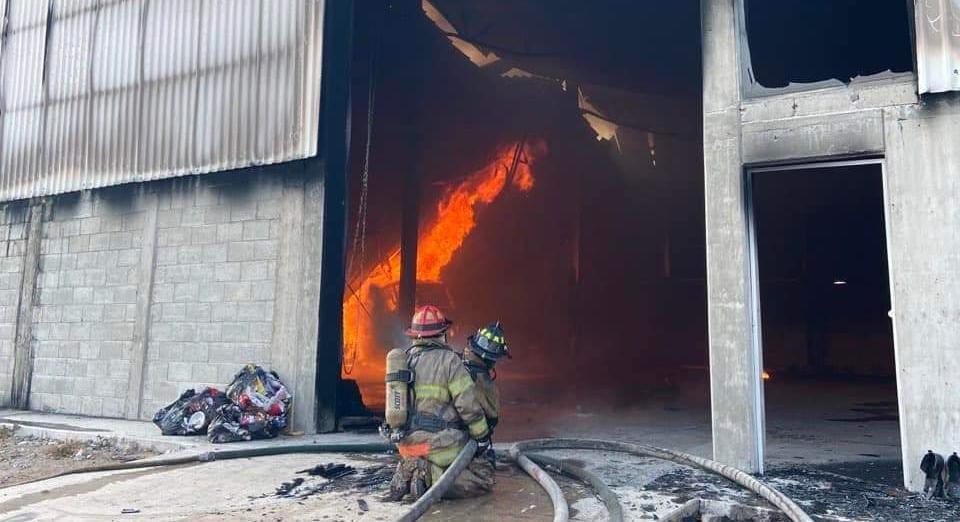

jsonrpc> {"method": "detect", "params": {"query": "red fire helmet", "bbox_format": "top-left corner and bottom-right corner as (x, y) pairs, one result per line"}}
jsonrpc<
(405, 305), (452, 338)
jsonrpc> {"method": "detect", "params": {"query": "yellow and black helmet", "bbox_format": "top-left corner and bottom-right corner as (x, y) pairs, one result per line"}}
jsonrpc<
(468, 322), (510, 362)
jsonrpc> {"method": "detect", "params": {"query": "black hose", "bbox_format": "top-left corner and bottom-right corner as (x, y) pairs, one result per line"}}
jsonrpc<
(525, 453), (624, 522)
(397, 439), (478, 522)
(4, 442), (394, 488)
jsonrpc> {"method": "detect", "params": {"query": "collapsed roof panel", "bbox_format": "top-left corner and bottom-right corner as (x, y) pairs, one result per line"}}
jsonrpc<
(425, 0), (702, 95)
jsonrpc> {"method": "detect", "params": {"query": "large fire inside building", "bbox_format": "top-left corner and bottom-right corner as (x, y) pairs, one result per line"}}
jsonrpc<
(341, 1), (711, 442)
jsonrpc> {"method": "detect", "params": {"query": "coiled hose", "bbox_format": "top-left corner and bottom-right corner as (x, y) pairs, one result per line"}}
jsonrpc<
(511, 438), (814, 522)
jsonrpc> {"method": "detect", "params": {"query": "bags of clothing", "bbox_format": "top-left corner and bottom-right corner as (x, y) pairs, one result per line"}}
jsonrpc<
(207, 364), (292, 443)
(152, 387), (229, 436)
(152, 364), (292, 443)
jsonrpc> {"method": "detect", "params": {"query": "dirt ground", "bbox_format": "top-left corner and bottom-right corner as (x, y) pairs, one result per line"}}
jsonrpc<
(0, 426), (157, 488)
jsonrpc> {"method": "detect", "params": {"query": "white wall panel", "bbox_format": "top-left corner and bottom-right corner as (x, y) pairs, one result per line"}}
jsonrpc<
(0, 0), (325, 201)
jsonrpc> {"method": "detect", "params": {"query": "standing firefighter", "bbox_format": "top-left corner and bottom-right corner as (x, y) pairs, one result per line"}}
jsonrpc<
(383, 305), (494, 501)
(463, 322), (510, 448)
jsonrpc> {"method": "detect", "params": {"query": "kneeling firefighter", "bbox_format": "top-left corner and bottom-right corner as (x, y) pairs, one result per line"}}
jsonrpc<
(462, 322), (510, 458)
(383, 305), (494, 501)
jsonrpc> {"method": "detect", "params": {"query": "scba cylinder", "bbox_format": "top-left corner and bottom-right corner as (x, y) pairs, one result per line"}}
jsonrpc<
(385, 348), (410, 430)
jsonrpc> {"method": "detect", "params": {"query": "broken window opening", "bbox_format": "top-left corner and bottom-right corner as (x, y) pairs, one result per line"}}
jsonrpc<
(742, 0), (914, 92)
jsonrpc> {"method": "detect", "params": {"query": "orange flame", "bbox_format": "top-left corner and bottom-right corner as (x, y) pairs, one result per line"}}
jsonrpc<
(342, 142), (543, 404)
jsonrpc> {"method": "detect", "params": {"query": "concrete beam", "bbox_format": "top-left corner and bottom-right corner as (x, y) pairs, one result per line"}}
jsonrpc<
(740, 79), (918, 123)
(702, 0), (764, 473)
(742, 110), (885, 165)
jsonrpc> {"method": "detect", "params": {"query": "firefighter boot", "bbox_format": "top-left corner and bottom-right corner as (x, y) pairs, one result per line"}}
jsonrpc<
(409, 458), (431, 501)
(946, 452), (960, 500)
(921, 450), (946, 499)
(385, 458), (416, 502)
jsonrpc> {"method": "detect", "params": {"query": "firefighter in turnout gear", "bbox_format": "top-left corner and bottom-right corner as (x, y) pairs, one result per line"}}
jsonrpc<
(463, 322), (509, 464)
(385, 305), (494, 502)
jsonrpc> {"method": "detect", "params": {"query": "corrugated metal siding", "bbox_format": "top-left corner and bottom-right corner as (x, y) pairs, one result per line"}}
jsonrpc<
(916, 0), (960, 94)
(0, 0), (324, 202)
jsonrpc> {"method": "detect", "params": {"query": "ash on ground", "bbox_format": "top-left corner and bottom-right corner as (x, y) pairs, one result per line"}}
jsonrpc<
(766, 460), (958, 522)
(268, 454), (395, 500)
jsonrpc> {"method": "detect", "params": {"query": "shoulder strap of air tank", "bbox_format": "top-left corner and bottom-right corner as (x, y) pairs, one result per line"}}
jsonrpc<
(463, 360), (489, 381)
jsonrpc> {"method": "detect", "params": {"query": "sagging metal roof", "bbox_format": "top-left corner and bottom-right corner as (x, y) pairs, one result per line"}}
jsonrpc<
(915, 0), (960, 94)
(0, 0), (325, 202)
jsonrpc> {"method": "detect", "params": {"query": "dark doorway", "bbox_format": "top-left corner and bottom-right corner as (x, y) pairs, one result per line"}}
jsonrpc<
(751, 162), (901, 467)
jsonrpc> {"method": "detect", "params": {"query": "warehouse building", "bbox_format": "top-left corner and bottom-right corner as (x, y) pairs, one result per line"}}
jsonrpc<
(2, 0), (957, 494)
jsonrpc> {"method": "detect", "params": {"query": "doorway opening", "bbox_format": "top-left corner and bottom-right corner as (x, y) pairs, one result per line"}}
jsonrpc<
(750, 162), (901, 472)
(338, 0), (710, 448)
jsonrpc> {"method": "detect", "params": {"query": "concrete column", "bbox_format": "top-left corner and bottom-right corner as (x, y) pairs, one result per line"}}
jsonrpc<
(125, 189), (159, 419)
(10, 201), (45, 409)
(701, 0), (764, 472)
(271, 174), (321, 434)
(883, 98), (960, 491)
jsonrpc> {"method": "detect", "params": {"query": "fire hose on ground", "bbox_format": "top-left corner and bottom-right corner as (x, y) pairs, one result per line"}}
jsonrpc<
(8, 437), (473, 522)
(8, 437), (814, 522)
(509, 448), (570, 522)
(510, 438), (815, 522)
(9, 442), (396, 486)
(523, 452), (623, 522)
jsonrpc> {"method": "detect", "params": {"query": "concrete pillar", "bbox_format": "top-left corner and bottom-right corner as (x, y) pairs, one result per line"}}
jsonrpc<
(270, 172), (325, 435)
(9, 201), (45, 409)
(883, 98), (960, 491)
(701, 0), (764, 472)
(124, 190), (159, 419)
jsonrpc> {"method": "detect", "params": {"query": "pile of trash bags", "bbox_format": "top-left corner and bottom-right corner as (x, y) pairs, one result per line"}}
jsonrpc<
(153, 364), (292, 443)
(152, 387), (229, 436)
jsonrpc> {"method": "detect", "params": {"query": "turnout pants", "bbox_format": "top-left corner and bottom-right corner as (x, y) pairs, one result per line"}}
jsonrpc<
(389, 456), (495, 501)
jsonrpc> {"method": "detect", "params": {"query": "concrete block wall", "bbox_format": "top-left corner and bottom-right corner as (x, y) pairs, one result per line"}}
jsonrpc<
(29, 190), (145, 417)
(0, 203), (29, 407)
(140, 175), (284, 417)
(2, 163), (324, 433)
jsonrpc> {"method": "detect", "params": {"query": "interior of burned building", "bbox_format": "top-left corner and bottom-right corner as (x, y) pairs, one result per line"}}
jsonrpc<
(752, 164), (901, 467)
(338, 0), (903, 467)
